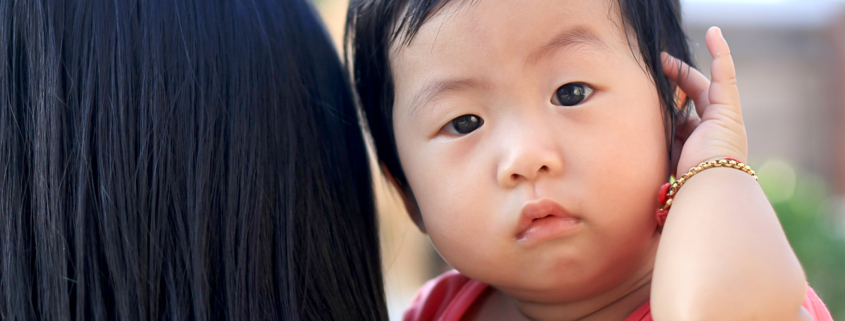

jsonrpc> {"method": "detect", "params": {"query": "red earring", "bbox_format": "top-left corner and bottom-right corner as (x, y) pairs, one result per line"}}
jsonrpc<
(656, 182), (671, 226)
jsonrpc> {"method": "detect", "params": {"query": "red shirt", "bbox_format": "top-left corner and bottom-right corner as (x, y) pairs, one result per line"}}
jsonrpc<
(404, 270), (834, 321)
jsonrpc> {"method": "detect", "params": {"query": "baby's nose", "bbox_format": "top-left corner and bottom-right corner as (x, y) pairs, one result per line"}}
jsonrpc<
(496, 130), (565, 188)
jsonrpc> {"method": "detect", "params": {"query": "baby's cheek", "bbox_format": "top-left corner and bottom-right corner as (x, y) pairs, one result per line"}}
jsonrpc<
(588, 158), (663, 267)
(417, 184), (506, 274)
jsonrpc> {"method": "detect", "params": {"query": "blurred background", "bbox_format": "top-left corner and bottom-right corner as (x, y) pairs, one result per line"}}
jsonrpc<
(315, 0), (845, 319)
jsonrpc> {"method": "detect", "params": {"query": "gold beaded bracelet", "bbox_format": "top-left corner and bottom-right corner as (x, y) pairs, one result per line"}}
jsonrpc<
(656, 158), (757, 225)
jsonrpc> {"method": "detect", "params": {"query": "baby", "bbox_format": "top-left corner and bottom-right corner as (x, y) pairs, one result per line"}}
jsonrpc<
(346, 0), (833, 320)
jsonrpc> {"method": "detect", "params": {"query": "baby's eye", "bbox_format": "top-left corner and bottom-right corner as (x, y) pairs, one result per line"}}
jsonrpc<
(552, 83), (593, 106)
(443, 114), (484, 135)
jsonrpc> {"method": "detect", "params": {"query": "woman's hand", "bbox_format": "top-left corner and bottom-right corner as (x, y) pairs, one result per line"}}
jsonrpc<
(662, 26), (748, 178)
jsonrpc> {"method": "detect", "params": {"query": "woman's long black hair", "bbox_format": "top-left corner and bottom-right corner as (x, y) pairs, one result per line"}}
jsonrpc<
(1, 0), (387, 319)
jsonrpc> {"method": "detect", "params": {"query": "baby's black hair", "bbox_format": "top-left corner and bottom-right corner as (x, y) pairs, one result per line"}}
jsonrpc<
(346, 0), (694, 194)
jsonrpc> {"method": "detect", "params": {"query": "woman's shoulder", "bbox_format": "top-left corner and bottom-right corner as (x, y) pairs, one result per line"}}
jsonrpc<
(403, 270), (489, 321)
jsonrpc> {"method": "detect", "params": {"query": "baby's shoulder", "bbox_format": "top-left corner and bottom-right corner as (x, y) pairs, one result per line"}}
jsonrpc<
(404, 270), (489, 321)
(802, 284), (834, 321)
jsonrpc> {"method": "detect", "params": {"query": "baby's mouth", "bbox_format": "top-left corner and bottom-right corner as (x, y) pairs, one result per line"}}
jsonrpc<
(516, 199), (581, 243)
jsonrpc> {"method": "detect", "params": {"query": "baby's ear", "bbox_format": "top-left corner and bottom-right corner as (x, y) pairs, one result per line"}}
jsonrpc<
(674, 85), (687, 109)
(669, 85), (692, 178)
(381, 163), (427, 233)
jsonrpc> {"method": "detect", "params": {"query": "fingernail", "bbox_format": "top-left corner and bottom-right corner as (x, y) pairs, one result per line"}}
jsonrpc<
(717, 27), (725, 40)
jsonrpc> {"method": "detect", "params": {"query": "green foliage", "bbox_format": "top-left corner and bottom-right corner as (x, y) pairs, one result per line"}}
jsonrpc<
(759, 160), (845, 318)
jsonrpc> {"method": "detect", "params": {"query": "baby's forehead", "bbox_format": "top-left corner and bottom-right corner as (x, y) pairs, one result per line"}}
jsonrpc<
(388, 0), (633, 108)
(389, 0), (628, 61)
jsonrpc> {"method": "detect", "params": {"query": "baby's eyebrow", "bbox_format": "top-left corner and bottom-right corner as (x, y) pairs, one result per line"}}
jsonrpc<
(526, 26), (611, 65)
(406, 26), (607, 120)
(408, 78), (490, 120)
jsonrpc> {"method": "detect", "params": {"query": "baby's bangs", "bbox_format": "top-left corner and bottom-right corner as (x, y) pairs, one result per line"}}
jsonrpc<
(390, 0), (473, 47)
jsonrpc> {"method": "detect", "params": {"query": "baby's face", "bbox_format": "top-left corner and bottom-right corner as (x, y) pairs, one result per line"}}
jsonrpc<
(391, 0), (668, 302)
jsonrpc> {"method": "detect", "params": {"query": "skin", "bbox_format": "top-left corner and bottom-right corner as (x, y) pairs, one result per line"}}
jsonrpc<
(653, 32), (809, 321)
(388, 0), (808, 320)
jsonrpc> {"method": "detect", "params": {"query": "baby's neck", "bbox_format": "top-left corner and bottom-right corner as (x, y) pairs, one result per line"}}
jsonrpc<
(470, 271), (652, 321)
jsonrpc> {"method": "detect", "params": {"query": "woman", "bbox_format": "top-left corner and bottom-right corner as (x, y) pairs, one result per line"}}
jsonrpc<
(0, 0), (387, 319)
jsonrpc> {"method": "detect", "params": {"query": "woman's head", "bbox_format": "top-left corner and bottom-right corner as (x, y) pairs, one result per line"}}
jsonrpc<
(347, 0), (694, 302)
(1, 0), (386, 319)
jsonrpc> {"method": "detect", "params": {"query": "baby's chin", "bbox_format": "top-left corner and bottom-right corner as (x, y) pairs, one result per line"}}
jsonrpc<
(490, 266), (650, 304)
(452, 245), (657, 304)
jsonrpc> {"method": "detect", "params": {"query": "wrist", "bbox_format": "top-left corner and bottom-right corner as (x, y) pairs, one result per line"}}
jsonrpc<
(677, 156), (747, 178)
(657, 157), (757, 226)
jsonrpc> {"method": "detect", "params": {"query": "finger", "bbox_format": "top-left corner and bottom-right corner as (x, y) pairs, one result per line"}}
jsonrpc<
(705, 27), (741, 111)
(661, 52), (711, 116)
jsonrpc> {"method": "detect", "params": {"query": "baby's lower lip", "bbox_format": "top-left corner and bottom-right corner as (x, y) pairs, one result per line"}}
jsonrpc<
(516, 217), (581, 244)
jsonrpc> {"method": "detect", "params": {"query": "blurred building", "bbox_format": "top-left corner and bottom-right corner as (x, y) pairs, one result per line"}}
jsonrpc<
(682, 0), (845, 230)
